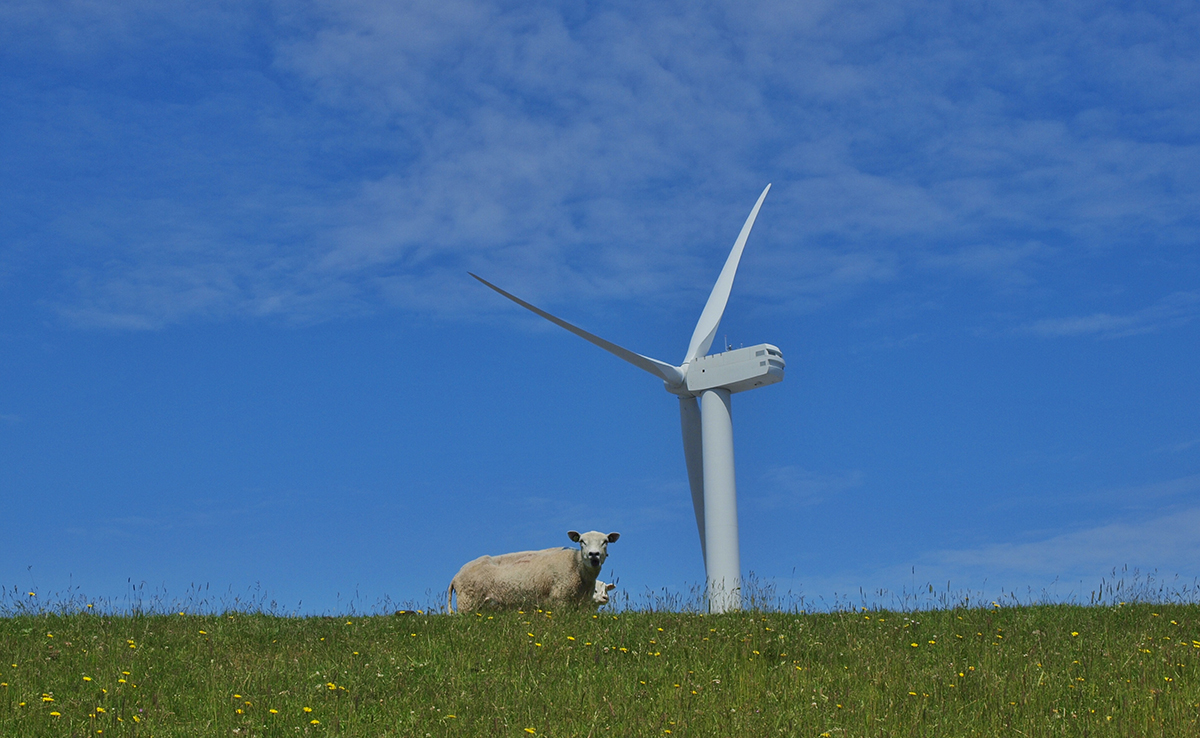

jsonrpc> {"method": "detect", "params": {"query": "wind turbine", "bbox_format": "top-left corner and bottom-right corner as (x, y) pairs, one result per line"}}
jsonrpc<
(471, 185), (784, 613)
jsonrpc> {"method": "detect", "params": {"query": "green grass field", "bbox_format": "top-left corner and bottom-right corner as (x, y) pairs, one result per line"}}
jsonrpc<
(2, 600), (1199, 737)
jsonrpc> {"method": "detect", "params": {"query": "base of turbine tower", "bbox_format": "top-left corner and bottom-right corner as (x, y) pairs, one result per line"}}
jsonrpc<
(700, 387), (741, 613)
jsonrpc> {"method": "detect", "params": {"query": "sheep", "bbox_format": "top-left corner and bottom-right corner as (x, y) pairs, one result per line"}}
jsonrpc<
(592, 579), (616, 608)
(447, 530), (619, 613)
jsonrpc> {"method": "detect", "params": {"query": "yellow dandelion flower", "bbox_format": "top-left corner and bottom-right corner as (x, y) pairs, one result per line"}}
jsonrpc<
(1071, 631), (1079, 637)
(524, 729), (536, 734)
(269, 709), (278, 714)
(303, 706), (313, 713)
(311, 719), (320, 724)
(911, 643), (919, 648)
(50, 711), (61, 717)
(83, 676), (92, 681)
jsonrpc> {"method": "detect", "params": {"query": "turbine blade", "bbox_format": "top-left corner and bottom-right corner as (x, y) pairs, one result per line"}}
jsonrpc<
(679, 395), (707, 569)
(684, 184), (771, 363)
(471, 273), (684, 385)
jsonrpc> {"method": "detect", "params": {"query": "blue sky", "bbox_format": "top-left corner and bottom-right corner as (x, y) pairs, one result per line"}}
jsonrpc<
(2, 0), (1198, 613)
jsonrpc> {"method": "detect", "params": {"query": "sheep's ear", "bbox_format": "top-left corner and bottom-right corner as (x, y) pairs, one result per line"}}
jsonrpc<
(568, 530), (581, 542)
(606, 583), (616, 592)
(606, 532), (620, 543)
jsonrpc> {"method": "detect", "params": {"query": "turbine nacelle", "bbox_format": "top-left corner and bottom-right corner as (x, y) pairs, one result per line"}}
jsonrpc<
(682, 343), (785, 396)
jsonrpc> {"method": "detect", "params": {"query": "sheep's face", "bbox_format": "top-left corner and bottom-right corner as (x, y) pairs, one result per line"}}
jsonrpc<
(592, 580), (616, 605)
(568, 530), (620, 570)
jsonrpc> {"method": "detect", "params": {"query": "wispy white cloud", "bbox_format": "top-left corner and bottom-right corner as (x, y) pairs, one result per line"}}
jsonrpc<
(1157, 438), (1200, 455)
(755, 466), (863, 509)
(922, 242), (1053, 287)
(922, 474), (1200, 582)
(1025, 291), (1200, 339)
(922, 506), (1200, 582)
(778, 504), (1200, 607)
(5, 0), (1199, 328)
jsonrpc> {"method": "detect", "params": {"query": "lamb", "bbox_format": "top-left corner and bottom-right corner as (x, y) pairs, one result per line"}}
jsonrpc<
(447, 530), (619, 613)
(592, 579), (616, 608)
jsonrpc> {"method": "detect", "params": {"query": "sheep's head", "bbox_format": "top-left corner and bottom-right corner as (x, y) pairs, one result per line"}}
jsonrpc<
(568, 530), (620, 571)
(593, 580), (617, 606)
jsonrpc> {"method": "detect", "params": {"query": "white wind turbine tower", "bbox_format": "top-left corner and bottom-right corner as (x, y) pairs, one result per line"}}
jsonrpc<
(471, 185), (784, 613)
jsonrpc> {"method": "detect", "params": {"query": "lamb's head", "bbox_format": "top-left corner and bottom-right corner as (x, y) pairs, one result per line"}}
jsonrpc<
(592, 580), (617, 606)
(568, 530), (620, 572)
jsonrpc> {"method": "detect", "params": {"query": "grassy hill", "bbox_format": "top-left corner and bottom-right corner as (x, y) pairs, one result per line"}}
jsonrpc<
(2, 601), (1199, 736)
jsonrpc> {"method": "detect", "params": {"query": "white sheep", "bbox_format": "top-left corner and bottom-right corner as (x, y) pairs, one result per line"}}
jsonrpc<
(447, 530), (619, 613)
(592, 579), (616, 608)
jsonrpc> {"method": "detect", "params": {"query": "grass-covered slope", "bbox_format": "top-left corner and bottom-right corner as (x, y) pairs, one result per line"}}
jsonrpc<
(1, 604), (1198, 736)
